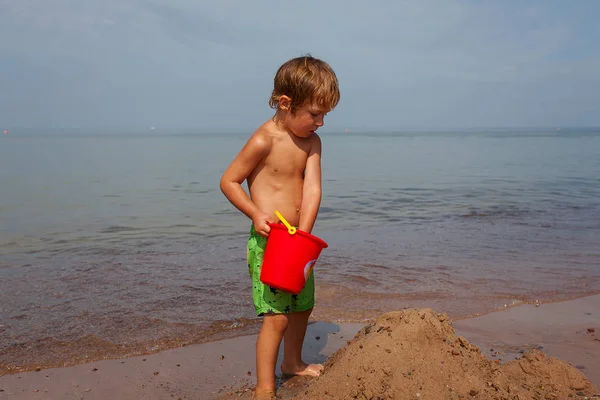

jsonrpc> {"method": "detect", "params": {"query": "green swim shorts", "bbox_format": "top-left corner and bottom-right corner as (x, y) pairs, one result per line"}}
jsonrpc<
(247, 225), (315, 316)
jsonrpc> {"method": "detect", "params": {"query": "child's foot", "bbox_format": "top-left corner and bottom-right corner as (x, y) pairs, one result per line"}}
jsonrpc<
(281, 362), (324, 377)
(253, 388), (276, 399)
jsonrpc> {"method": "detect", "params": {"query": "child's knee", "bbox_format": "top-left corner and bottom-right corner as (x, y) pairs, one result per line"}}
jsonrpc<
(263, 313), (289, 333)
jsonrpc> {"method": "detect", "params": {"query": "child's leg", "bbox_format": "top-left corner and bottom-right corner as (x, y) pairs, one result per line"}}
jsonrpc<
(255, 313), (288, 397)
(282, 308), (310, 365)
(247, 227), (298, 395)
(280, 308), (323, 376)
(281, 269), (324, 377)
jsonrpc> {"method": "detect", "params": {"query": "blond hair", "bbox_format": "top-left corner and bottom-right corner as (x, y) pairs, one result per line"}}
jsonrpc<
(269, 55), (340, 113)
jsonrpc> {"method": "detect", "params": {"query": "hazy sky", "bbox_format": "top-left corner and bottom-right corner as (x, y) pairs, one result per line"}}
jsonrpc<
(1, 1), (599, 131)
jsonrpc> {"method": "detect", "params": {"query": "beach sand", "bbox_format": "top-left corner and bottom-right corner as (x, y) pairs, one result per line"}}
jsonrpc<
(453, 294), (600, 388)
(0, 322), (364, 400)
(0, 296), (598, 399)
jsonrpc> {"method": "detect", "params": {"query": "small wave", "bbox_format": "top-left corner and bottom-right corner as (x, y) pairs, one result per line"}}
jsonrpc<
(345, 274), (381, 285)
(214, 209), (238, 216)
(100, 226), (144, 233)
(461, 207), (530, 219)
(362, 263), (392, 271)
(183, 189), (212, 194)
(319, 206), (337, 213)
(180, 284), (202, 291)
(390, 187), (435, 192)
(188, 232), (207, 237)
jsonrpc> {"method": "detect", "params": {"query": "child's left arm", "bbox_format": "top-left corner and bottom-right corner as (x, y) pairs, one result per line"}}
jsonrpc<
(298, 134), (322, 234)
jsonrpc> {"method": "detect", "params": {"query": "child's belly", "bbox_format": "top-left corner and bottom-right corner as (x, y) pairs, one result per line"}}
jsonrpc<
(250, 180), (303, 226)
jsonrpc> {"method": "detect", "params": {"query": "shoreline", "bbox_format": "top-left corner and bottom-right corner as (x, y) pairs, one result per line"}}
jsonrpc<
(0, 322), (366, 400)
(3, 290), (600, 378)
(0, 294), (598, 399)
(452, 290), (600, 319)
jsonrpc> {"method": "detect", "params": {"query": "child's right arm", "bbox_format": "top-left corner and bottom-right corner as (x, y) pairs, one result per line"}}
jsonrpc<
(219, 132), (273, 236)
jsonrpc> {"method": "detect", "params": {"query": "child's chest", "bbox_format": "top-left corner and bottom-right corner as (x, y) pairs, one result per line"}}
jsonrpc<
(265, 141), (310, 175)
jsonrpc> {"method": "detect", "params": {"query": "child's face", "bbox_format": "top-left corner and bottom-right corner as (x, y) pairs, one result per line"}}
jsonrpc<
(287, 102), (329, 139)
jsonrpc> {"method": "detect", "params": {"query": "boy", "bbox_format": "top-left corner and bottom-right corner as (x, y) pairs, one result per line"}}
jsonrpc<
(220, 55), (340, 398)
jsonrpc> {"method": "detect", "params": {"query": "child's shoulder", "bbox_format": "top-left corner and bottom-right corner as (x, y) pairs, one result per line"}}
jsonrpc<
(248, 121), (276, 148)
(246, 119), (321, 153)
(242, 120), (279, 156)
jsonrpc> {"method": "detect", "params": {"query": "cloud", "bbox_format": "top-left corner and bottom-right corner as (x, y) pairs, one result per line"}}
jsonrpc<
(0, 0), (599, 129)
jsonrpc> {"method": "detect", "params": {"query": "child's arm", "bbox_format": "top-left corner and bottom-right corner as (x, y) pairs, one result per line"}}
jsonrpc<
(298, 134), (322, 234)
(220, 133), (273, 236)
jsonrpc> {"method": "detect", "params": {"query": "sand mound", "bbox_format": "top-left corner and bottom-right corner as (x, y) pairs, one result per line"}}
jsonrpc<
(291, 309), (597, 400)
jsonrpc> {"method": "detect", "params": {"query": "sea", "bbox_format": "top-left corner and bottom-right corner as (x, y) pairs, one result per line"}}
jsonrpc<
(1, 128), (599, 373)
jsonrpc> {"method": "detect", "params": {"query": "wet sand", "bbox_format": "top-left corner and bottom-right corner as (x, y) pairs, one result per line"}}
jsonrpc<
(0, 295), (598, 399)
(453, 294), (600, 387)
(0, 322), (365, 400)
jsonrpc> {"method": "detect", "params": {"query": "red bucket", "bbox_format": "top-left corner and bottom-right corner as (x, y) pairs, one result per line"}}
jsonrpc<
(260, 224), (328, 295)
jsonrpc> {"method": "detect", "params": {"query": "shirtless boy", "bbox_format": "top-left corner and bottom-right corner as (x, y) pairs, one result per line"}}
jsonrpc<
(220, 55), (340, 398)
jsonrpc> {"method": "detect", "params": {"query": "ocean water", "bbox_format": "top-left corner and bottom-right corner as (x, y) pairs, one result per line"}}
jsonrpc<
(1, 129), (599, 373)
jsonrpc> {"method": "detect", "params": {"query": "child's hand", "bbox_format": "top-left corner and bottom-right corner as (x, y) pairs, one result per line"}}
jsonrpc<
(252, 211), (275, 237)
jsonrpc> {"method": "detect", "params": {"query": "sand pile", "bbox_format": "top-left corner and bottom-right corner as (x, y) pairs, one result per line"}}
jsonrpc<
(289, 309), (597, 400)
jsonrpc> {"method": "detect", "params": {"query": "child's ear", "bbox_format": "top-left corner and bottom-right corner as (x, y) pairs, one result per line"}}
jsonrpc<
(278, 95), (292, 111)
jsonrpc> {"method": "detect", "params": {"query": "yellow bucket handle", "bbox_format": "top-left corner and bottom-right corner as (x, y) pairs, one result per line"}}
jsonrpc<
(275, 210), (296, 235)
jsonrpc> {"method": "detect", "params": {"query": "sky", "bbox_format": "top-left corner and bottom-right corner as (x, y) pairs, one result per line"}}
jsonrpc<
(1, 0), (599, 131)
